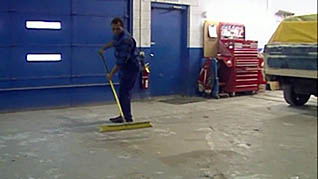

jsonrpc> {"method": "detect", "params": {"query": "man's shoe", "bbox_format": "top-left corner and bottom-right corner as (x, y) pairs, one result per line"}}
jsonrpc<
(125, 119), (133, 123)
(109, 116), (121, 121)
(109, 116), (124, 123)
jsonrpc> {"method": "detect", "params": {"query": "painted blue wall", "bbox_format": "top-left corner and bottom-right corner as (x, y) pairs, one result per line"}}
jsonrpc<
(0, 0), (204, 112)
(132, 47), (203, 98)
(187, 48), (204, 96)
(0, 47), (204, 112)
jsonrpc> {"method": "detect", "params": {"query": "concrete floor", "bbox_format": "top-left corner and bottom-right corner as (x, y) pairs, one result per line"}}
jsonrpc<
(0, 91), (317, 179)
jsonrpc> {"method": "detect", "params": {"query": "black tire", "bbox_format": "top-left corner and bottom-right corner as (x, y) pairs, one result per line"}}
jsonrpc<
(283, 85), (310, 106)
(229, 92), (236, 97)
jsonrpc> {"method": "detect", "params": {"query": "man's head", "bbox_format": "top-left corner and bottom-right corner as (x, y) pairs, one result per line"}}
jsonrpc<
(111, 18), (124, 36)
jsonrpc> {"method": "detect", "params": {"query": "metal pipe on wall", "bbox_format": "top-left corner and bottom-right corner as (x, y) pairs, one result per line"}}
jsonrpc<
(139, 0), (142, 48)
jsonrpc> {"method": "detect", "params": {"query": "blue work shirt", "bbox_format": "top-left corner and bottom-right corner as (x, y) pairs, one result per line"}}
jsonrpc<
(113, 30), (139, 79)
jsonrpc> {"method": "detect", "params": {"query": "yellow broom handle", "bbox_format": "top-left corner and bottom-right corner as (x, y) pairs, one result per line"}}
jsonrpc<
(109, 79), (124, 118)
(99, 54), (124, 118)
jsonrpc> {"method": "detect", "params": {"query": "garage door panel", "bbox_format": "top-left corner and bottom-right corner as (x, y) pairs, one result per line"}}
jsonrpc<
(0, 48), (10, 89)
(72, 0), (128, 16)
(0, 48), (10, 78)
(10, 47), (71, 79)
(72, 16), (113, 44)
(12, 14), (71, 45)
(0, 13), (11, 46)
(0, 0), (9, 12)
(11, 0), (71, 15)
(71, 47), (119, 84)
(1, 0), (131, 110)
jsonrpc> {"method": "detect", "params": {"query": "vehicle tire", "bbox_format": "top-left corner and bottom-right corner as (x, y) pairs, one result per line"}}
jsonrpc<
(229, 92), (235, 97)
(283, 85), (310, 106)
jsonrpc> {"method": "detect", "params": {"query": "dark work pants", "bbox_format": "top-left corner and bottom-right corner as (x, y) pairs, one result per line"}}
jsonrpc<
(119, 72), (138, 121)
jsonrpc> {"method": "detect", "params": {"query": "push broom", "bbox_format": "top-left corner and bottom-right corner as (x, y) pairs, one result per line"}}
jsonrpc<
(98, 54), (152, 132)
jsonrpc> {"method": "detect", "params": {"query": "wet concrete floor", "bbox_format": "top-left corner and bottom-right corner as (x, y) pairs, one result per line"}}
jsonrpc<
(0, 91), (317, 179)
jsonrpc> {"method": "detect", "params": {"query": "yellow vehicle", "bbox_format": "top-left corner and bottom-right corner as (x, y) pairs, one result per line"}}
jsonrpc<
(264, 14), (317, 106)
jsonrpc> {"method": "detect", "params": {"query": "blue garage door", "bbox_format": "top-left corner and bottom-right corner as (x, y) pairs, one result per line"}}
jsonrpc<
(0, 0), (130, 111)
(150, 3), (188, 96)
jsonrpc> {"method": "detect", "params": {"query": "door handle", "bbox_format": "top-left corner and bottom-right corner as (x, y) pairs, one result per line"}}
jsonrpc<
(151, 42), (156, 46)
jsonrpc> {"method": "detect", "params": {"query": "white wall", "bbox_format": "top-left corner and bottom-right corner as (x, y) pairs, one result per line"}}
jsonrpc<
(133, 0), (317, 49)
(269, 0), (318, 16)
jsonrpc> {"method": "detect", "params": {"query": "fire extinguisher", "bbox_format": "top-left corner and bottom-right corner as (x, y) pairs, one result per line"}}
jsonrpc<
(141, 63), (150, 89)
(138, 51), (150, 89)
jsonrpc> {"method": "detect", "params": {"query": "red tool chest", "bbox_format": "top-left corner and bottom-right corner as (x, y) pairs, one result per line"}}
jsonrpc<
(216, 22), (265, 96)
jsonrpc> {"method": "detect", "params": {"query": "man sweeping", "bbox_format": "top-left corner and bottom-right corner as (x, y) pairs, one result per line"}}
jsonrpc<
(98, 17), (139, 123)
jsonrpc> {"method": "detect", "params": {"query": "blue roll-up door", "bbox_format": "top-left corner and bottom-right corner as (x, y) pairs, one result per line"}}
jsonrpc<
(0, 0), (130, 111)
(71, 0), (130, 85)
(0, 1), (11, 89)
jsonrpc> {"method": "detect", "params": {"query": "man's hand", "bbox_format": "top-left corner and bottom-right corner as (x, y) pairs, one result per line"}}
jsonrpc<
(98, 49), (104, 56)
(106, 73), (112, 81)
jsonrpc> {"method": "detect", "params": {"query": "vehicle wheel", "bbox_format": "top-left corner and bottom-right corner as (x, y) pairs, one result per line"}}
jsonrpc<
(229, 92), (235, 97)
(283, 85), (310, 106)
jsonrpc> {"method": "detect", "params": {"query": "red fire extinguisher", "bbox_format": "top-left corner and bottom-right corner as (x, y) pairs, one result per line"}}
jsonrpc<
(141, 63), (150, 89)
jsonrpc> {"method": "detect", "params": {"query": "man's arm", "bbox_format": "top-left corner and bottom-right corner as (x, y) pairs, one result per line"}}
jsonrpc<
(99, 41), (113, 55)
(124, 38), (133, 63)
(107, 64), (120, 80)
